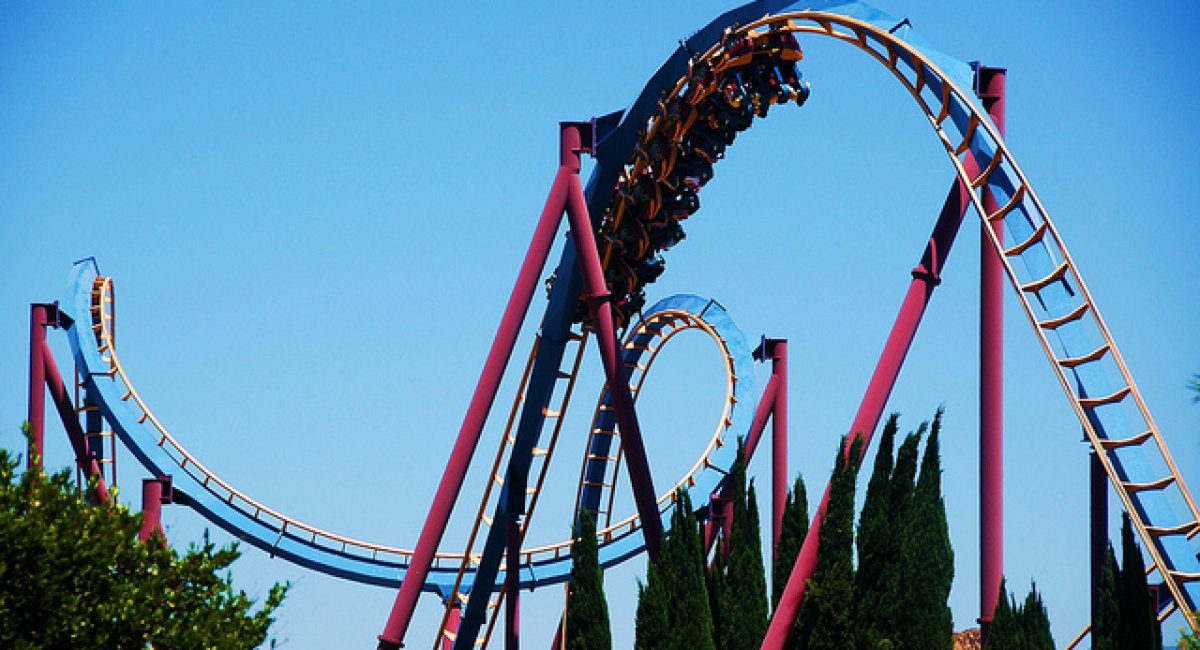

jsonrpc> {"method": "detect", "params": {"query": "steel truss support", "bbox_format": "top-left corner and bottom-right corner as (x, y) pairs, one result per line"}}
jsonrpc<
(977, 64), (1007, 643)
(27, 303), (112, 504)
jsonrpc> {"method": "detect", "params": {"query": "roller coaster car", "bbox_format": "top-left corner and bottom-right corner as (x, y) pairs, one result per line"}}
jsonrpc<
(683, 127), (726, 163)
(661, 186), (700, 220)
(701, 95), (753, 134)
(634, 257), (667, 285)
(619, 291), (646, 320)
(604, 219), (650, 259)
(719, 35), (758, 70)
(762, 29), (803, 62)
(672, 156), (714, 188)
(648, 219), (686, 251)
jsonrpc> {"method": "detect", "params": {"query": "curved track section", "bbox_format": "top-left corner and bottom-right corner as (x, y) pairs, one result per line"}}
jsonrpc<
(63, 262), (756, 598)
(567, 0), (1199, 618)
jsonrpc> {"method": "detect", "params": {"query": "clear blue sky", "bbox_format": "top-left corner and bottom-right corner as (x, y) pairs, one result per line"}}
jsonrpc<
(3, 1), (1198, 647)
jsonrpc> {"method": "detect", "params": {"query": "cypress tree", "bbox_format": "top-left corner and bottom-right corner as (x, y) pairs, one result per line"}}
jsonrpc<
(670, 490), (717, 650)
(852, 413), (899, 647)
(986, 578), (1055, 649)
(790, 436), (862, 650)
(1020, 582), (1054, 650)
(635, 565), (668, 650)
(772, 474), (808, 610)
(1117, 513), (1161, 649)
(717, 439), (769, 648)
(987, 577), (1020, 648)
(1093, 543), (1121, 650)
(876, 426), (924, 640)
(566, 509), (611, 650)
(636, 490), (714, 650)
(898, 409), (954, 650)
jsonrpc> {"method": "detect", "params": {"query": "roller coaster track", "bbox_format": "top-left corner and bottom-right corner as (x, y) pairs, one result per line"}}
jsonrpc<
(52, 0), (1200, 644)
(61, 264), (755, 608)
(609, 3), (1199, 631)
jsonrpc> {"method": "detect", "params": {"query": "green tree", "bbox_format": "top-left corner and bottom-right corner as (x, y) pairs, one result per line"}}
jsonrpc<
(1093, 544), (1121, 650)
(635, 562), (669, 650)
(1179, 613), (1199, 650)
(716, 439), (769, 648)
(1118, 513), (1161, 649)
(987, 578), (1020, 648)
(0, 444), (286, 649)
(853, 413), (899, 647)
(790, 436), (862, 650)
(987, 578), (1054, 649)
(566, 508), (611, 650)
(898, 408), (953, 650)
(1020, 583), (1054, 650)
(636, 489), (714, 650)
(772, 474), (808, 610)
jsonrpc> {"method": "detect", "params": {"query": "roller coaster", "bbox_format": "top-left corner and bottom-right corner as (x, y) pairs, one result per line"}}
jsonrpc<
(23, 1), (1199, 648)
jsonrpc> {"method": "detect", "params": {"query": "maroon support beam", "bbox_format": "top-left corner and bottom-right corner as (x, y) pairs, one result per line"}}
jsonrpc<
(767, 340), (789, 564)
(139, 476), (172, 542)
(376, 128), (582, 650)
(761, 158), (980, 650)
(563, 146), (664, 559)
(442, 606), (461, 650)
(977, 65), (1007, 643)
(42, 339), (111, 504)
(27, 304), (50, 471)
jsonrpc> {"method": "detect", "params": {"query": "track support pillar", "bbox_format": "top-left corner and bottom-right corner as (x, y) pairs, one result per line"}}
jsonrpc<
(977, 64), (1007, 645)
(139, 475), (173, 542)
(27, 304), (54, 471)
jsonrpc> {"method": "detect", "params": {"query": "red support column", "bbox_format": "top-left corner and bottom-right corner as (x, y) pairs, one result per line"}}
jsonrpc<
(767, 340), (788, 564)
(27, 304), (51, 471)
(762, 158), (979, 650)
(442, 606), (461, 650)
(563, 146), (663, 559)
(139, 476), (172, 543)
(376, 128), (581, 650)
(977, 65), (1007, 643)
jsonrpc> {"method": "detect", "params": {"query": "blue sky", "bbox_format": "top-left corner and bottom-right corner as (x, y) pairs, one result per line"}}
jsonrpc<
(3, 1), (1199, 647)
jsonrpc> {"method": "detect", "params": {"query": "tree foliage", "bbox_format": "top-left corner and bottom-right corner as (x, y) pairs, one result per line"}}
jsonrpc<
(790, 436), (862, 650)
(1093, 544), (1121, 650)
(1117, 513), (1161, 650)
(0, 444), (286, 649)
(566, 508), (611, 650)
(772, 474), (808, 610)
(898, 408), (953, 650)
(987, 578), (1053, 649)
(853, 413), (898, 647)
(635, 489), (714, 650)
(715, 439), (769, 649)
